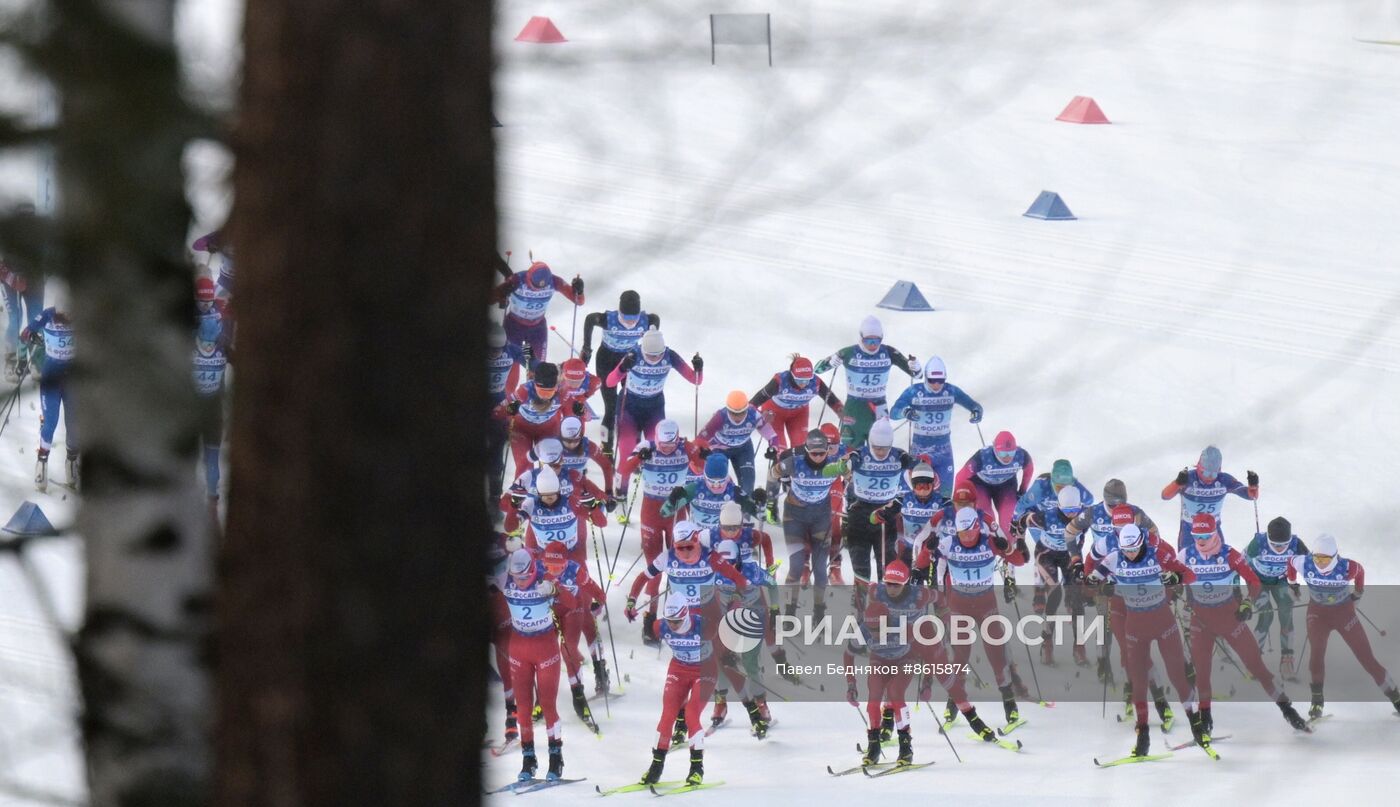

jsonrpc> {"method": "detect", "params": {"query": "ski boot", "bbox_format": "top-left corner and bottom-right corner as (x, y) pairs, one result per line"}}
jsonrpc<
(593, 657), (611, 695)
(1150, 683), (1173, 730)
(1186, 708), (1212, 750)
(1309, 683), (1324, 720)
(711, 692), (729, 728)
(862, 728), (882, 765)
(65, 449), (80, 490)
(686, 748), (704, 786)
(570, 683), (598, 732)
(812, 602), (826, 624)
(1277, 696), (1309, 730)
(546, 738), (564, 781)
(966, 709), (997, 743)
(1384, 685), (1400, 716)
(1199, 706), (1212, 735)
(642, 612), (659, 647)
(942, 698), (958, 727)
(518, 743), (537, 782)
(879, 706), (895, 743)
(1131, 723), (1151, 758)
(756, 695), (772, 723)
(828, 562), (844, 586)
(896, 727), (913, 766)
(35, 448), (49, 493)
(1280, 651), (1296, 681)
(766, 501), (780, 525)
(1073, 643), (1090, 668)
(504, 700), (519, 744)
(1000, 684), (1020, 727)
(742, 698), (768, 738)
(672, 714), (688, 747)
(639, 748), (666, 785)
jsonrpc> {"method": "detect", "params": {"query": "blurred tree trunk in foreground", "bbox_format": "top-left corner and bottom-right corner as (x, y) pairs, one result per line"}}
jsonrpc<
(50, 2), (214, 804)
(218, 0), (496, 804)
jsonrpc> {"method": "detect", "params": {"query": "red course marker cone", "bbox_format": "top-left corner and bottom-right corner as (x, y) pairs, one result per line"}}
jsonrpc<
(1056, 96), (1109, 124)
(516, 16), (567, 43)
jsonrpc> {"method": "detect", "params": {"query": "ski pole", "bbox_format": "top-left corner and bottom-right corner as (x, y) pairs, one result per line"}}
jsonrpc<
(1357, 606), (1388, 637)
(850, 700), (870, 730)
(0, 363), (29, 438)
(548, 325), (576, 354)
(975, 423), (986, 448)
(606, 482), (641, 581)
(1006, 576), (1045, 705)
(1100, 614), (1113, 719)
(922, 699), (963, 763)
(590, 527), (625, 704)
(569, 276), (581, 358)
(1253, 496), (1261, 534)
(693, 376), (700, 437)
(815, 366), (839, 426)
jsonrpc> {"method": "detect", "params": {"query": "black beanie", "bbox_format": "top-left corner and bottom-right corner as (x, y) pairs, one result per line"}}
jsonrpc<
(619, 290), (641, 316)
(1267, 516), (1291, 544)
(534, 362), (559, 388)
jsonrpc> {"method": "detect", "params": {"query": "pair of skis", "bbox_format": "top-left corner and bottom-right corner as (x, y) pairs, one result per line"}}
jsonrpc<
(596, 780), (725, 796)
(487, 777), (586, 795)
(827, 761), (935, 778)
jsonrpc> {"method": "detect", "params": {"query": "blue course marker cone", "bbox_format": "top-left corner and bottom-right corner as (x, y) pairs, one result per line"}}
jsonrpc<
(2, 501), (58, 537)
(876, 280), (934, 312)
(1023, 191), (1076, 221)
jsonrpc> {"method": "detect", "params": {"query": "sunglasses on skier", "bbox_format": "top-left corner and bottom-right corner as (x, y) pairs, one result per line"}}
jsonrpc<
(1312, 553), (1335, 566)
(994, 449), (1015, 463)
(861, 336), (881, 347)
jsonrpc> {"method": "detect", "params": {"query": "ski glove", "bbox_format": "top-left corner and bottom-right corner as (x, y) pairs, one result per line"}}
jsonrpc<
(907, 356), (922, 376)
(764, 446), (778, 462)
(579, 345), (592, 363)
(1235, 598), (1255, 622)
(969, 406), (984, 424)
(618, 353), (635, 373)
(636, 445), (653, 460)
(691, 354), (704, 373)
(751, 488), (768, 507)
(570, 401), (585, 415)
(624, 597), (638, 622)
(506, 400), (521, 415)
(1175, 469), (1189, 486)
(1247, 470), (1259, 486)
(571, 275), (584, 296)
(846, 678), (860, 707)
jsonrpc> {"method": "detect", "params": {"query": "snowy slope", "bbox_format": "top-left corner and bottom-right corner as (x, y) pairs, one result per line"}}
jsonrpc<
(489, 0), (1400, 802)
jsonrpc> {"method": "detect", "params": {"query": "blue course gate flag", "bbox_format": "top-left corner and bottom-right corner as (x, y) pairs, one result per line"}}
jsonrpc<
(877, 281), (934, 312)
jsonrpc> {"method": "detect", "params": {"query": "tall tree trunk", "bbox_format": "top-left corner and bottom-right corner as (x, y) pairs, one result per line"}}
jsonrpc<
(54, 1), (214, 805)
(217, 0), (495, 804)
